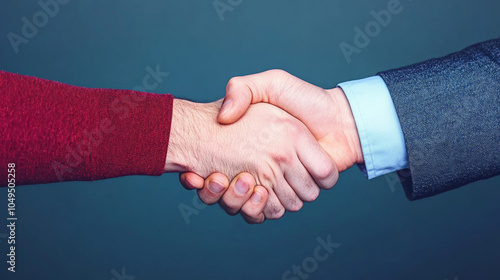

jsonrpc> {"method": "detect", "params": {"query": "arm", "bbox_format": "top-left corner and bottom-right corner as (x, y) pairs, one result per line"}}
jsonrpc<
(182, 38), (500, 212)
(0, 70), (173, 186)
(378, 38), (500, 199)
(1, 70), (338, 221)
(180, 69), (363, 222)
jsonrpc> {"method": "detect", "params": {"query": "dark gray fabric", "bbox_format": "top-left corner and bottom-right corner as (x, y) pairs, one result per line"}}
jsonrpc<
(378, 38), (500, 200)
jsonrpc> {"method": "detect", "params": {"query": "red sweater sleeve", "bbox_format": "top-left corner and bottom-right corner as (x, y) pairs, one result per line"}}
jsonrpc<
(0, 70), (173, 186)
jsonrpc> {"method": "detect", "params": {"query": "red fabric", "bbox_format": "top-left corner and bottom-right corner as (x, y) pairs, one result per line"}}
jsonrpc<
(0, 70), (173, 186)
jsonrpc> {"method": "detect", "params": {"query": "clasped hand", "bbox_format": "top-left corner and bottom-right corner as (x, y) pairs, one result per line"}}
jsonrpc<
(168, 70), (363, 223)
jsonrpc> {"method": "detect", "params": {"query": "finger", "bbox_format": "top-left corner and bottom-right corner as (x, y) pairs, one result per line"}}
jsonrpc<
(296, 135), (339, 190)
(270, 175), (304, 213)
(261, 184), (286, 220)
(197, 173), (230, 205)
(219, 173), (256, 216)
(179, 172), (205, 190)
(240, 186), (268, 224)
(284, 159), (321, 202)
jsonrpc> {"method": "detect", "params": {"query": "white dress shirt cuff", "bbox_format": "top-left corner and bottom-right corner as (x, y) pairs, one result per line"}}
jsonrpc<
(338, 76), (409, 179)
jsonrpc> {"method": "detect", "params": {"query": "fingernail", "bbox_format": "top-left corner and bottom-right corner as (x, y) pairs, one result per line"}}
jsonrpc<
(208, 181), (225, 193)
(252, 192), (262, 204)
(234, 179), (249, 195)
(220, 99), (233, 116)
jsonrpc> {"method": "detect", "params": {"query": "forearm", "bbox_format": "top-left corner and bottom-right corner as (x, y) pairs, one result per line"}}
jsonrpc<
(164, 99), (213, 173)
(1, 71), (173, 186)
(378, 38), (500, 199)
(164, 99), (231, 177)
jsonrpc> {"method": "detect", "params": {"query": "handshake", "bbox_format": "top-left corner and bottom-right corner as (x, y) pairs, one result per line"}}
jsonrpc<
(164, 70), (364, 223)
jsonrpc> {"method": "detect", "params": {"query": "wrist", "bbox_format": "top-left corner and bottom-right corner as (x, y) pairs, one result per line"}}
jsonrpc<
(164, 99), (216, 173)
(326, 87), (364, 165)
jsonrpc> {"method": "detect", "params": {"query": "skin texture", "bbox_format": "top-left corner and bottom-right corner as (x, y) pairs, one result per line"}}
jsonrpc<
(165, 98), (339, 220)
(180, 172), (269, 224)
(179, 70), (364, 223)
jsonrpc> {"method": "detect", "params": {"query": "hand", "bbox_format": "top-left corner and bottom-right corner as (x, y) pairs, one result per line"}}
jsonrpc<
(181, 172), (270, 224)
(180, 70), (363, 222)
(166, 98), (338, 220)
(219, 69), (363, 170)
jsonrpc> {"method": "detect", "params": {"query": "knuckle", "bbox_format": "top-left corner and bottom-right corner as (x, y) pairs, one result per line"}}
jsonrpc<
(286, 199), (304, 212)
(226, 76), (243, 92)
(220, 195), (246, 214)
(270, 151), (294, 167)
(283, 119), (302, 134)
(257, 164), (277, 185)
(197, 190), (218, 205)
(267, 69), (288, 79)
(252, 216), (265, 224)
(285, 121), (310, 142)
(243, 214), (264, 224)
(322, 168), (339, 190)
(226, 210), (239, 216)
(241, 209), (261, 223)
(316, 162), (337, 182)
(222, 205), (239, 216)
(265, 205), (285, 220)
(240, 206), (256, 218)
(303, 187), (320, 202)
(198, 194), (215, 205)
(251, 218), (265, 224)
(221, 199), (240, 213)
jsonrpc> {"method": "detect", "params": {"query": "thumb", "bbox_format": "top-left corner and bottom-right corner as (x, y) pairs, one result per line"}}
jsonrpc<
(217, 70), (330, 137)
(217, 77), (254, 124)
(217, 70), (282, 124)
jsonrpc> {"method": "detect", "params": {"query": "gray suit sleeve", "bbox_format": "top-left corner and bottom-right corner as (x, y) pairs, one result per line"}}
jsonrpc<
(378, 38), (500, 200)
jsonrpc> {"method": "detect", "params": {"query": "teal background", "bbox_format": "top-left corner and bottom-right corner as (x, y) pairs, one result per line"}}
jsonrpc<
(1, 0), (499, 279)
